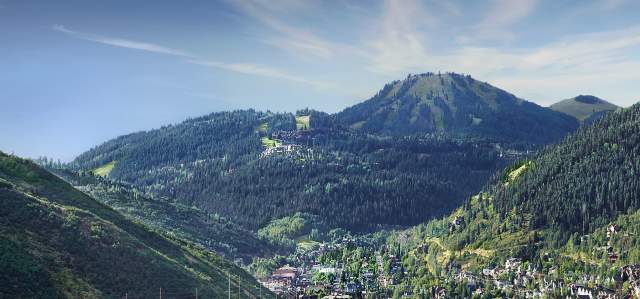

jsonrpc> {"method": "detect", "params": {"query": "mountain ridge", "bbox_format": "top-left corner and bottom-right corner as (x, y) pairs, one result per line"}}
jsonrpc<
(68, 72), (581, 233)
(336, 72), (579, 143)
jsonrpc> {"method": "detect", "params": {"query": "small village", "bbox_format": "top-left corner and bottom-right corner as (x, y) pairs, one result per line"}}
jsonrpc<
(256, 236), (405, 298)
(254, 221), (640, 299)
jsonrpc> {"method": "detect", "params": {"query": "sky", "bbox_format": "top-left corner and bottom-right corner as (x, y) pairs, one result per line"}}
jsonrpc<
(1, 0), (639, 161)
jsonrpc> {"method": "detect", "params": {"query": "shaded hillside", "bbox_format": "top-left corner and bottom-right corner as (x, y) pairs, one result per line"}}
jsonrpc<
(48, 167), (278, 261)
(550, 95), (618, 124)
(336, 73), (578, 143)
(71, 110), (512, 231)
(0, 152), (270, 298)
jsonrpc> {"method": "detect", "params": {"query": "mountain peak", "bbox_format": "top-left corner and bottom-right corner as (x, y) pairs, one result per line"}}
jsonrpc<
(550, 95), (618, 123)
(336, 73), (578, 143)
(574, 94), (606, 104)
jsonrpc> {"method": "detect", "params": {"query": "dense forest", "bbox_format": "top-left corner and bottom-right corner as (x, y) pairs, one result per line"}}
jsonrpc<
(491, 104), (640, 237)
(0, 152), (270, 298)
(359, 104), (640, 297)
(46, 167), (279, 261)
(71, 108), (517, 231)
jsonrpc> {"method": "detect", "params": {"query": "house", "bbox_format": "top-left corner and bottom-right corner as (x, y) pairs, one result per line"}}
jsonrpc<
(430, 286), (447, 299)
(449, 216), (465, 232)
(621, 264), (640, 281)
(318, 266), (336, 274)
(569, 284), (593, 299)
(362, 270), (374, 281)
(494, 280), (513, 290)
(607, 224), (619, 238)
(632, 280), (640, 299)
(271, 265), (298, 288)
(261, 278), (289, 294)
(505, 257), (522, 270)
(473, 287), (483, 296)
(345, 282), (359, 294)
(594, 287), (617, 299)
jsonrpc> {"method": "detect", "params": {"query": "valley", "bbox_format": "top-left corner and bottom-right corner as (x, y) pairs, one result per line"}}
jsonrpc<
(4, 2), (640, 298)
(3, 72), (638, 298)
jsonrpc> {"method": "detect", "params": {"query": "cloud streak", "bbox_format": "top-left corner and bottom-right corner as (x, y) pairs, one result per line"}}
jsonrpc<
(53, 25), (325, 87)
(472, 0), (539, 41)
(187, 59), (330, 89)
(53, 25), (195, 58)
(227, 0), (340, 60)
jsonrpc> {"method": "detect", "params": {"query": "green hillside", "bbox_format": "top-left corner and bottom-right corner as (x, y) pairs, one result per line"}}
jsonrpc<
(0, 152), (270, 298)
(550, 95), (618, 123)
(370, 103), (640, 297)
(70, 110), (513, 232)
(336, 72), (578, 144)
(48, 168), (279, 261)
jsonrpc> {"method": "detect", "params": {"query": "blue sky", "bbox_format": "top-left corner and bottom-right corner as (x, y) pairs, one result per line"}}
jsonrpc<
(1, 0), (639, 161)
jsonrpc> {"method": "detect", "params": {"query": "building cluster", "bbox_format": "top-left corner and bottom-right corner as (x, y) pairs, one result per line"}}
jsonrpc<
(258, 237), (402, 298)
(260, 144), (303, 159)
(255, 222), (640, 298)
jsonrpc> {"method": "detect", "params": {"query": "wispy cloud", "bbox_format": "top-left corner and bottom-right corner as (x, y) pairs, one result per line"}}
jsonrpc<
(53, 25), (195, 58)
(53, 24), (326, 87)
(465, 0), (539, 42)
(227, 0), (338, 60)
(600, 0), (631, 11)
(354, 0), (640, 104)
(188, 59), (331, 89)
(364, 0), (435, 74)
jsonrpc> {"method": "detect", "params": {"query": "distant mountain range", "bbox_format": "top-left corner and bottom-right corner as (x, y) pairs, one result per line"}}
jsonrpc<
(550, 94), (618, 124)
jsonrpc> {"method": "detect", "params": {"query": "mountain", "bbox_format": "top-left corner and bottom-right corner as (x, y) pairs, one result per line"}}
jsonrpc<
(369, 103), (640, 297)
(71, 109), (513, 232)
(46, 167), (279, 261)
(337, 73), (579, 143)
(70, 73), (582, 233)
(0, 152), (269, 298)
(550, 95), (618, 124)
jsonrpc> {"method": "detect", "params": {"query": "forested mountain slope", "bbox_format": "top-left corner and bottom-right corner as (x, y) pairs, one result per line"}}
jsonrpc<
(491, 104), (640, 236)
(550, 95), (618, 124)
(377, 103), (640, 297)
(71, 74), (579, 232)
(47, 167), (278, 261)
(0, 152), (269, 298)
(336, 73), (578, 143)
(71, 109), (512, 231)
